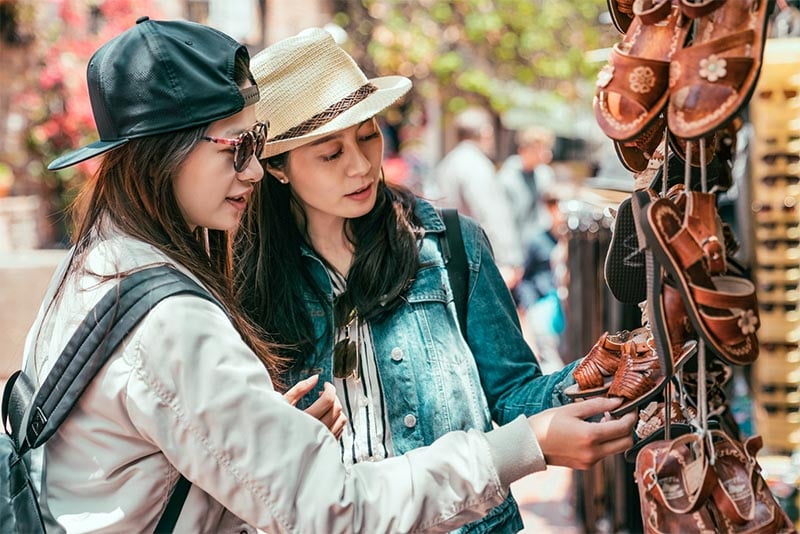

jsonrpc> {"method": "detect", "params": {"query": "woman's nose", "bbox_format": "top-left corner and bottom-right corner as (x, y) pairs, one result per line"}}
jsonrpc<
(346, 146), (372, 177)
(238, 155), (264, 183)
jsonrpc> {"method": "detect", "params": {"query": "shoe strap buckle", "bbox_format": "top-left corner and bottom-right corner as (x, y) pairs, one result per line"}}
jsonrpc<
(642, 467), (659, 492)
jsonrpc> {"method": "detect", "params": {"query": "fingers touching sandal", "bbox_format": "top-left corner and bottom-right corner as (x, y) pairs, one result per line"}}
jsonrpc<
(528, 397), (637, 470)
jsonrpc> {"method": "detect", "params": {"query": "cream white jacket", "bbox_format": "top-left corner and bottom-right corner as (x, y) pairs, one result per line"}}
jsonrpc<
(22, 227), (546, 533)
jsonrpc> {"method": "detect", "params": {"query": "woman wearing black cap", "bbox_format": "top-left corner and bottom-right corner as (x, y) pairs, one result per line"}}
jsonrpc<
(20, 17), (631, 533)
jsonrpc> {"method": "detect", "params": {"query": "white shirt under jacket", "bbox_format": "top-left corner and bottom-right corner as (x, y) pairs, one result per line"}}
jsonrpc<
(22, 224), (546, 533)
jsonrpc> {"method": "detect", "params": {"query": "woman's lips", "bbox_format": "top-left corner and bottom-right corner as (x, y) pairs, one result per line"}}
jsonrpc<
(346, 183), (372, 200)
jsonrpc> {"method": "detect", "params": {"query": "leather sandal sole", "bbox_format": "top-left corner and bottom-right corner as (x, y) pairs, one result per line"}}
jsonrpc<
(564, 376), (615, 400)
(642, 198), (760, 366)
(604, 195), (648, 304)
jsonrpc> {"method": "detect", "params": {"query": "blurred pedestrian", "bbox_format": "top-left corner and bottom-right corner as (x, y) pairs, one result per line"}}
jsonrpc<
(428, 106), (523, 287)
(497, 125), (557, 248)
(497, 127), (564, 371)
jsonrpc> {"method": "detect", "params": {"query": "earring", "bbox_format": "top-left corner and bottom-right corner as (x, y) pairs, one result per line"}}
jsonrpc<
(277, 177), (289, 184)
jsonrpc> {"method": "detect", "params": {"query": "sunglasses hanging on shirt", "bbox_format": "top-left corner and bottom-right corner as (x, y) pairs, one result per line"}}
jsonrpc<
(333, 295), (359, 380)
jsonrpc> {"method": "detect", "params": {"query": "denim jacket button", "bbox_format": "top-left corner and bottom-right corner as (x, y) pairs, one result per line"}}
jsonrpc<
(403, 414), (417, 428)
(390, 347), (403, 361)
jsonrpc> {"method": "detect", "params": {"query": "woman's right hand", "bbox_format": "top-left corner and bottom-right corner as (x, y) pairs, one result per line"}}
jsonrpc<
(284, 375), (348, 440)
(527, 397), (636, 470)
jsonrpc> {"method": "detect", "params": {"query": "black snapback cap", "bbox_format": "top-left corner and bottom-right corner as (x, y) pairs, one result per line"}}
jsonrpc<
(48, 16), (260, 171)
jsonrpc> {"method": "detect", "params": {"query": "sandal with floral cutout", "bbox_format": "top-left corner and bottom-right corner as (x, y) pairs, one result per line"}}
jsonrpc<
(594, 0), (691, 141)
(667, 0), (771, 139)
(641, 196), (760, 366)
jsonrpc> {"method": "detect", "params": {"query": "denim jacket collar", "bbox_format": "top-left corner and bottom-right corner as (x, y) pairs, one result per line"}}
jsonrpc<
(297, 197), (446, 262)
(414, 198), (446, 234)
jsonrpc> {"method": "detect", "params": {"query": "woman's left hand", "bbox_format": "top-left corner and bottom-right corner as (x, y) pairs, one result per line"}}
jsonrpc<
(284, 375), (347, 439)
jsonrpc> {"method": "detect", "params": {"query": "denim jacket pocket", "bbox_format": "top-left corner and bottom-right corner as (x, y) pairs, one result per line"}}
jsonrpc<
(403, 265), (471, 369)
(405, 264), (451, 305)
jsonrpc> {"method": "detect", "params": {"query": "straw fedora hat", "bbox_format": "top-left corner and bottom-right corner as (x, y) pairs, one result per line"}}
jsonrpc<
(251, 27), (411, 158)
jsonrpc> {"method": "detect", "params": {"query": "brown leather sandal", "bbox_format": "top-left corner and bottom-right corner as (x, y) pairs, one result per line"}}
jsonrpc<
(607, 328), (697, 417)
(608, 0), (636, 34)
(635, 433), (718, 533)
(667, 0), (771, 139)
(667, 129), (718, 168)
(709, 431), (797, 533)
(642, 196), (760, 365)
(615, 114), (667, 172)
(594, 0), (691, 141)
(566, 330), (632, 399)
(636, 400), (698, 440)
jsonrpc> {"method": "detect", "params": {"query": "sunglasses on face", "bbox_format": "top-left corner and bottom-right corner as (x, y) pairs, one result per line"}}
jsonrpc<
(202, 121), (268, 172)
(333, 295), (359, 380)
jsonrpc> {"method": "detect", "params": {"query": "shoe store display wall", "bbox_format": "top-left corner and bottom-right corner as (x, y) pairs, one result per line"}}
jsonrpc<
(749, 35), (800, 528)
(583, 0), (800, 532)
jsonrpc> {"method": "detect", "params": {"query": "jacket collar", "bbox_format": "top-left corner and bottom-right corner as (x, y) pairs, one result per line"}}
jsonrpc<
(298, 196), (446, 260)
(414, 198), (445, 234)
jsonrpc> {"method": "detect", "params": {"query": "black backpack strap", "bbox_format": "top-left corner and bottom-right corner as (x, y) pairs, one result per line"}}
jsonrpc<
(2, 370), (34, 440)
(15, 265), (217, 533)
(439, 208), (469, 336)
(154, 474), (191, 534)
(23, 265), (217, 451)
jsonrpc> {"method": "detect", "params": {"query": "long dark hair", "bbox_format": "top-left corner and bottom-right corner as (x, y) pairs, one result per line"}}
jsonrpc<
(238, 154), (422, 371)
(53, 51), (285, 380)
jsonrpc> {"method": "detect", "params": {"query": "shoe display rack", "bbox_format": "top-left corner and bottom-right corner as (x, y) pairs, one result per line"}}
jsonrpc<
(589, 0), (800, 530)
(749, 37), (800, 455)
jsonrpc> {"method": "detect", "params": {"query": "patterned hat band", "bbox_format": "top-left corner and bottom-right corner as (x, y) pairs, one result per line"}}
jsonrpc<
(270, 83), (378, 142)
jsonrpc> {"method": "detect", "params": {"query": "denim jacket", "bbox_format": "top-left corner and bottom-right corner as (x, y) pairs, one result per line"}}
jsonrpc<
(289, 198), (578, 533)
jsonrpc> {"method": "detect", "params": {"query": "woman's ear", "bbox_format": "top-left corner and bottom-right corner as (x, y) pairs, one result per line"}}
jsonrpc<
(268, 165), (290, 185)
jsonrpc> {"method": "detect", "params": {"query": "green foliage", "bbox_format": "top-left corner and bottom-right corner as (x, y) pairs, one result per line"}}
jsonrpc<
(339, 0), (616, 124)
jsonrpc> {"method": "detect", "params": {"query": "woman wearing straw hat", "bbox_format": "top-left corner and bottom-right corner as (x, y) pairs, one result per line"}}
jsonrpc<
(243, 28), (636, 533)
(22, 17), (631, 533)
